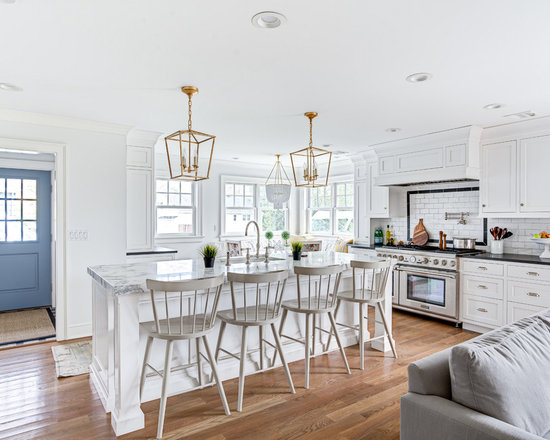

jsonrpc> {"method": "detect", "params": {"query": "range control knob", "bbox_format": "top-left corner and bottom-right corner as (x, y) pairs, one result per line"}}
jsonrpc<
(398, 255), (404, 261)
(422, 258), (429, 264)
(393, 255), (398, 259)
(409, 256), (417, 263)
(450, 261), (456, 267)
(377, 253), (382, 257)
(433, 259), (439, 265)
(441, 260), (447, 266)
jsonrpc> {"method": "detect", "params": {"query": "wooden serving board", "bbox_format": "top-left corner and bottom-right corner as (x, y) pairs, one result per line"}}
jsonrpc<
(412, 218), (429, 246)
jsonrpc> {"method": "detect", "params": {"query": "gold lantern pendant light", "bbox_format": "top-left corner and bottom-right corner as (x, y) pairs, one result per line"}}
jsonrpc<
(164, 86), (215, 181)
(265, 154), (292, 209)
(290, 112), (332, 187)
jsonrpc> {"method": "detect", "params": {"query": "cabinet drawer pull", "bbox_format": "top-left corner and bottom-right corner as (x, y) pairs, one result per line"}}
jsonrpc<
(477, 307), (488, 313)
(477, 285), (488, 289)
(478, 266), (488, 271)
(527, 292), (541, 297)
(527, 272), (540, 277)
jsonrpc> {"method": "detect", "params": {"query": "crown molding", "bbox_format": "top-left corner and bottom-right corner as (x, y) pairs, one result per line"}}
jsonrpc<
(0, 108), (132, 136)
(127, 128), (162, 147)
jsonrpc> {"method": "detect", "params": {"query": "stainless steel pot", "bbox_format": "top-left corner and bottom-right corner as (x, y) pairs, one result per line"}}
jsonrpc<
(453, 237), (476, 249)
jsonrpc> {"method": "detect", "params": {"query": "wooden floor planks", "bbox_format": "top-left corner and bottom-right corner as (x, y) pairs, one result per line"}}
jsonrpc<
(0, 311), (475, 440)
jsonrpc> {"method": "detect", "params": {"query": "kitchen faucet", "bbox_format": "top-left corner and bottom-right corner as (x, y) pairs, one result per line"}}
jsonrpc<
(245, 220), (261, 258)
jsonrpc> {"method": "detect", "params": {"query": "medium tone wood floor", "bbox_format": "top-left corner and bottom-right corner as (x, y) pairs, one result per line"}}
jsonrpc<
(0, 311), (476, 440)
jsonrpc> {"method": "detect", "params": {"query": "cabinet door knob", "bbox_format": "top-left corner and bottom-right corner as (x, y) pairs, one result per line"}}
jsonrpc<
(482, 204), (486, 208)
(520, 203), (525, 207)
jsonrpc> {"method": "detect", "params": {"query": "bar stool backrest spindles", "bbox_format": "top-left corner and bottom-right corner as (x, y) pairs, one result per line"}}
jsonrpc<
(227, 270), (289, 322)
(350, 260), (391, 301)
(146, 274), (225, 337)
(294, 264), (346, 311)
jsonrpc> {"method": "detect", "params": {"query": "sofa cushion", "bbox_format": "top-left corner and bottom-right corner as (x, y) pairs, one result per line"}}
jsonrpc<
(450, 309), (550, 438)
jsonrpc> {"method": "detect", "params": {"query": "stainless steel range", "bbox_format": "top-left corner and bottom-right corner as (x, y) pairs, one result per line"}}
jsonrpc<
(375, 245), (481, 324)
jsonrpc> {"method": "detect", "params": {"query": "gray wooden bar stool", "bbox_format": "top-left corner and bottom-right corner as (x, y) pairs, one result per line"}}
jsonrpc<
(140, 274), (230, 439)
(276, 264), (351, 389)
(331, 259), (397, 370)
(215, 269), (295, 412)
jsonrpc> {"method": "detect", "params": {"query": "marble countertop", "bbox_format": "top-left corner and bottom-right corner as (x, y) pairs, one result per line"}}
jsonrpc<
(88, 251), (381, 295)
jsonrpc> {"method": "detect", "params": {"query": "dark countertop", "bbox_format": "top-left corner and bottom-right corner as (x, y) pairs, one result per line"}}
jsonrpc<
(459, 252), (550, 266)
(126, 246), (178, 256)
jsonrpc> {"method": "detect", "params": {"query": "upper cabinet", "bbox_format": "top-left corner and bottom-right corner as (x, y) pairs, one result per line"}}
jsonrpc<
(480, 141), (517, 214)
(368, 161), (390, 217)
(480, 134), (550, 217)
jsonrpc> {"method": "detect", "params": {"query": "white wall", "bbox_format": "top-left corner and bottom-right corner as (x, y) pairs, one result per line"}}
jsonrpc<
(0, 116), (128, 339)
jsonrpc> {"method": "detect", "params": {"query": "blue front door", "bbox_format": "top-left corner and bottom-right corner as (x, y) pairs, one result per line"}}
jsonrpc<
(0, 169), (52, 311)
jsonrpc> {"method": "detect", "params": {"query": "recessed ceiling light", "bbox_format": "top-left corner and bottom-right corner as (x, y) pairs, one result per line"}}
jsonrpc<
(406, 72), (432, 83)
(504, 111), (536, 119)
(232, 157), (240, 160)
(251, 11), (286, 29)
(0, 0), (17, 4)
(0, 82), (22, 92)
(483, 103), (504, 110)
(386, 128), (401, 133)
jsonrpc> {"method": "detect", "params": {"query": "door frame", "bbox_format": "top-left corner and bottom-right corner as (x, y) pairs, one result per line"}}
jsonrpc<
(0, 137), (67, 340)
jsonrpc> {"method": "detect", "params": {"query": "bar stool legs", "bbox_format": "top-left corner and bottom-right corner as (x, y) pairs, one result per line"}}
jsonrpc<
(157, 340), (174, 439)
(237, 326), (248, 412)
(202, 336), (231, 417)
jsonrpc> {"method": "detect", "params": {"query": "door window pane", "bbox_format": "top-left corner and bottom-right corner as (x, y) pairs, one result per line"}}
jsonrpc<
(7, 179), (21, 199)
(0, 178), (5, 198)
(7, 222), (21, 241)
(23, 221), (37, 241)
(7, 200), (21, 220)
(0, 200), (4, 220)
(0, 221), (4, 241)
(22, 179), (36, 199)
(23, 201), (37, 220)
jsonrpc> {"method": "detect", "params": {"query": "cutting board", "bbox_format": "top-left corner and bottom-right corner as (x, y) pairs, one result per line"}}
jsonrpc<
(412, 218), (429, 246)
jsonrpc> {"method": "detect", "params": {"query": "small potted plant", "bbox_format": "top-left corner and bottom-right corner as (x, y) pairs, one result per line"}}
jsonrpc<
(265, 231), (274, 248)
(291, 241), (303, 261)
(200, 244), (218, 268)
(281, 230), (290, 247)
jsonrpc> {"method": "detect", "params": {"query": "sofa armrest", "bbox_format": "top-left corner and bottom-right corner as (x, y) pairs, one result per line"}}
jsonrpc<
(407, 348), (452, 399)
(400, 393), (544, 440)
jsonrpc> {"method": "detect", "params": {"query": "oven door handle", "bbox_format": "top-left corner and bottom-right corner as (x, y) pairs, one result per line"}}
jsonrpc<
(394, 266), (457, 279)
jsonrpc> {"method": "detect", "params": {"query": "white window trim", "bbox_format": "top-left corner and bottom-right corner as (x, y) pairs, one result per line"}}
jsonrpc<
(153, 173), (204, 241)
(220, 174), (290, 238)
(305, 174), (354, 237)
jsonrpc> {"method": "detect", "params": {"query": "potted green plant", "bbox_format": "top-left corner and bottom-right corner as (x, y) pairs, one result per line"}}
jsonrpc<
(281, 230), (290, 247)
(200, 244), (218, 268)
(265, 231), (274, 247)
(291, 241), (303, 261)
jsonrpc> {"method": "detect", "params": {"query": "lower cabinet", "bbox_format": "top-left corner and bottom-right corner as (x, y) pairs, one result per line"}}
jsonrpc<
(460, 258), (550, 333)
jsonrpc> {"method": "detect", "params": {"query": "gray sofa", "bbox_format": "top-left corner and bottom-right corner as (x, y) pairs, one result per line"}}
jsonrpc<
(401, 310), (550, 440)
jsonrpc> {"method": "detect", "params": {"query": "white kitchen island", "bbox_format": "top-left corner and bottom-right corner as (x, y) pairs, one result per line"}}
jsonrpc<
(87, 251), (393, 436)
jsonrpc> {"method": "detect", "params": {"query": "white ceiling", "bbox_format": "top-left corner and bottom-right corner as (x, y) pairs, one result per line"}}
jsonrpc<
(1, 0), (550, 163)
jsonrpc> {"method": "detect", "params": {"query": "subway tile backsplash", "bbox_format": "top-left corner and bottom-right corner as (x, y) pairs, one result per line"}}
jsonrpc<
(371, 182), (550, 256)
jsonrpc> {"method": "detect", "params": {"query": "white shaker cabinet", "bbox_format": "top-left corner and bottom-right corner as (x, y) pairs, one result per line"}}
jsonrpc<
(519, 136), (550, 213)
(480, 134), (550, 217)
(367, 161), (390, 217)
(480, 141), (517, 215)
(126, 167), (153, 251)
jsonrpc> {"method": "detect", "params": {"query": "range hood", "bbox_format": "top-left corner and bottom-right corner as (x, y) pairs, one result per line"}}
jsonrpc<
(369, 126), (482, 186)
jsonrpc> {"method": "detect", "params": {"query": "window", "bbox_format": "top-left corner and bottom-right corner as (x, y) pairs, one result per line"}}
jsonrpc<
(0, 178), (37, 242)
(222, 179), (289, 236)
(307, 181), (354, 236)
(155, 179), (196, 235)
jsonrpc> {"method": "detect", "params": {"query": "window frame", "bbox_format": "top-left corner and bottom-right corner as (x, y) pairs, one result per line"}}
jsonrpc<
(306, 176), (354, 237)
(220, 175), (290, 238)
(154, 177), (201, 239)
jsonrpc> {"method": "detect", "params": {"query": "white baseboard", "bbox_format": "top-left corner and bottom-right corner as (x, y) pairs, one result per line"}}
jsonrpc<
(67, 322), (92, 339)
